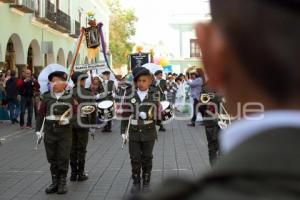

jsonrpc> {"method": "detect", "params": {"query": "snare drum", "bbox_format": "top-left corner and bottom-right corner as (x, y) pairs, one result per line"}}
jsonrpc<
(160, 101), (174, 121)
(97, 100), (115, 121)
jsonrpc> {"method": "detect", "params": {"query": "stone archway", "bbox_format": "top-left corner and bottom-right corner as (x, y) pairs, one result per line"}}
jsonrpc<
(27, 39), (41, 73)
(66, 51), (73, 68)
(84, 56), (89, 64)
(57, 48), (65, 66)
(5, 33), (25, 72)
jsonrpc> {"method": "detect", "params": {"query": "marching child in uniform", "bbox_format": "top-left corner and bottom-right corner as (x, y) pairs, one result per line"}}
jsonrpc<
(36, 71), (73, 194)
(121, 68), (161, 193)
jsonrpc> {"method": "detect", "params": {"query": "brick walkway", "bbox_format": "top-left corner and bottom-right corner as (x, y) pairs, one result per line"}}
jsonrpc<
(0, 119), (209, 200)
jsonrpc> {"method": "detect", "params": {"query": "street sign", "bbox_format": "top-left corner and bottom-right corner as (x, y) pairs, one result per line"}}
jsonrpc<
(129, 53), (150, 71)
(74, 62), (106, 72)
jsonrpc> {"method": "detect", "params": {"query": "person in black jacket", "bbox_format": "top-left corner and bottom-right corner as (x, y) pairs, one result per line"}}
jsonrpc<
(5, 70), (20, 124)
(19, 69), (35, 129)
(101, 71), (115, 132)
(121, 68), (161, 194)
(70, 72), (97, 182)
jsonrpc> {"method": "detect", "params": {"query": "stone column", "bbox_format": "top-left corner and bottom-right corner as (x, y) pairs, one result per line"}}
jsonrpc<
(16, 64), (27, 78)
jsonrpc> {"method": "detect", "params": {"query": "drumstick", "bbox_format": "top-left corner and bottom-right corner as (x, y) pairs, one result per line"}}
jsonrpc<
(122, 115), (132, 150)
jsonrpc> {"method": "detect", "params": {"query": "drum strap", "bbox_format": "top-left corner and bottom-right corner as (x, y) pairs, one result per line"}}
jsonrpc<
(130, 120), (153, 126)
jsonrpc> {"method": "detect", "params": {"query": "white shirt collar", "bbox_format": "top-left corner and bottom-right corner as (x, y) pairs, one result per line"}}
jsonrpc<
(137, 89), (149, 102)
(221, 110), (300, 154)
(54, 92), (64, 100)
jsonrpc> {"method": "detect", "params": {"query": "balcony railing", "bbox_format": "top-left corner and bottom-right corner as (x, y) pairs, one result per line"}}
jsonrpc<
(35, 0), (55, 23)
(56, 9), (71, 33)
(45, 0), (56, 22)
(70, 20), (81, 38)
(9, 0), (35, 13)
(35, 0), (71, 33)
(0, 0), (15, 3)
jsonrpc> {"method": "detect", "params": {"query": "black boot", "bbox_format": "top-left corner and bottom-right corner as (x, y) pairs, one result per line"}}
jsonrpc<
(77, 161), (88, 182)
(130, 174), (141, 194)
(57, 174), (68, 194)
(70, 162), (78, 182)
(159, 125), (166, 132)
(142, 173), (151, 193)
(45, 173), (58, 194)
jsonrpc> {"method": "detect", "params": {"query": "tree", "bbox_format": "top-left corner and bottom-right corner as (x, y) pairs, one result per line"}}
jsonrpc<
(106, 0), (138, 68)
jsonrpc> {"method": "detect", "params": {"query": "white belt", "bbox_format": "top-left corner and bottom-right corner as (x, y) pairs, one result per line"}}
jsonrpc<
(45, 115), (70, 125)
(130, 119), (153, 125)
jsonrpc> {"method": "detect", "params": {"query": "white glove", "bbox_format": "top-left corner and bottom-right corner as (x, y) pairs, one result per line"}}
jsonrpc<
(164, 91), (168, 95)
(36, 131), (44, 144)
(139, 112), (147, 120)
(121, 134), (126, 140)
(96, 94), (101, 100)
(89, 128), (96, 134)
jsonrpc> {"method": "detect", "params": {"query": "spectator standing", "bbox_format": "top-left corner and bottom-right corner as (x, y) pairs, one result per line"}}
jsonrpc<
(5, 70), (20, 124)
(4, 69), (11, 85)
(19, 69), (35, 129)
(187, 71), (203, 127)
(174, 77), (185, 112)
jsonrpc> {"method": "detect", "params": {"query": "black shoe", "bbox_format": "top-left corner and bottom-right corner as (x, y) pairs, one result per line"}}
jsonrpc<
(70, 162), (77, 182)
(70, 174), (77, 182)
(130, 174), (141, 194)
(187, 123), (195, 127)
(45, 175), (58, 194)
(57, 175), (68, 194)
(13, 119), (19, 123)
(77, 161), (88, 182)
(78, 174), (89, 182)
(159, 126), (166, 132)
(102, 129), (112, 133)
(142, 173), (151, 193)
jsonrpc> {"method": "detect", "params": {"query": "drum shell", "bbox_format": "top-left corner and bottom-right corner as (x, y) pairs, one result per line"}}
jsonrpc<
(160, 101), (174, 121)
(97, 101), (115, 121)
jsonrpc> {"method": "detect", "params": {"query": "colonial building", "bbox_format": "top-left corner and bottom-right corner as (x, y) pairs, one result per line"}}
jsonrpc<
(169, 13), (210, 72)
(0, 0), (110, 75)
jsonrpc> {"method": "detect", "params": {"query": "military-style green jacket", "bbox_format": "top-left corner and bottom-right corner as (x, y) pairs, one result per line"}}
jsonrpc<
(102, 80), (115, 101)
(36, 91), (73, 133)
(120, 88), (161, 142)
(156, 79), (167, 101)
(72, 86), (97, 128)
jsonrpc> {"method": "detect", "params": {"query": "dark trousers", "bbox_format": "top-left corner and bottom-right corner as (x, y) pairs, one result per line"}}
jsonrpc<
(20, 97), (33, 126)
(8, 98), (20, 121)
(129, 140), (155, 176)
(104, 120), (112, 130)
(70, 128), (89, 163)
(204, 125), (220, 164)
(191, 98), (199, 123)
(44, 128), (72, 176)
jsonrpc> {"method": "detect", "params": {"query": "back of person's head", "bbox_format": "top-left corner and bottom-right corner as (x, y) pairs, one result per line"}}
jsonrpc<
(10, 70), (16, 77)
(210, 0), (300, 102)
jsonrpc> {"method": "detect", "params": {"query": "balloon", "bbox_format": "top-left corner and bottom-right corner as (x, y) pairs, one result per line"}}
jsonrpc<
(163, 65), (173, 73)
(153, 57), (160, 65)
(159, 57), (169, 67)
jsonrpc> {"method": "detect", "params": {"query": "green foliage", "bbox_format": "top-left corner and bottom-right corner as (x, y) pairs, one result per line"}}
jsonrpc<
(106, 0), (138, 68)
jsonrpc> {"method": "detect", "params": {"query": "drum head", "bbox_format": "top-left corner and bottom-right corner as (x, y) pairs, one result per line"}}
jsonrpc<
(98, 100), (113, 109)
(160, 101), (170, 110)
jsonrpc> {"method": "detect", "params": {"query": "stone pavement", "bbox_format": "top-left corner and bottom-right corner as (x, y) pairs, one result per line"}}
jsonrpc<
(0, 119), (210, 200)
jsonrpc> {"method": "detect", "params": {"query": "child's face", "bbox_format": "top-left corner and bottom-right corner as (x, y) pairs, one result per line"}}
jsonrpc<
(51, 77), (67, 92)
(155, 73), (163, 80)
(137, 75), (152, 91)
